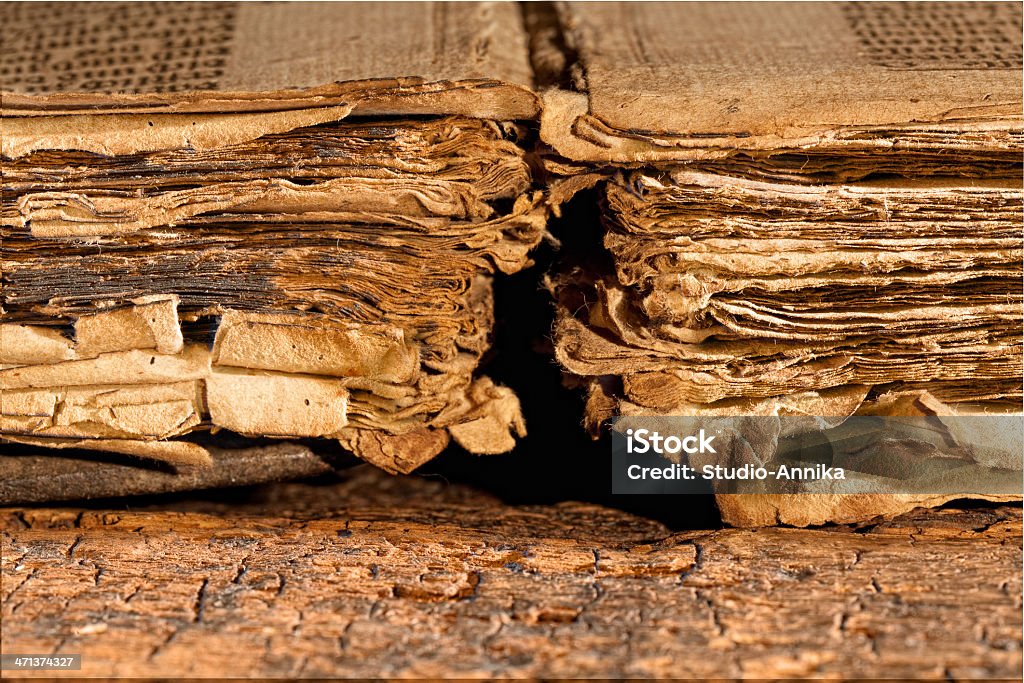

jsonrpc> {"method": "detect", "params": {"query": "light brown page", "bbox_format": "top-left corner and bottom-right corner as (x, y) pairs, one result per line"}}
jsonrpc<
(545, 2), (1023, 160)
(1, 2), (538, 118)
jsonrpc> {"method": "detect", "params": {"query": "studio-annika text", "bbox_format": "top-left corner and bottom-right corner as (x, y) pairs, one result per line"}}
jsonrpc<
(622, 428), (846, 481)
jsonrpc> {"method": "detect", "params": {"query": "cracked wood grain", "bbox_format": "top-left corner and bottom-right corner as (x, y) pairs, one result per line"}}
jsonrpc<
(1, 467), (1021, 679)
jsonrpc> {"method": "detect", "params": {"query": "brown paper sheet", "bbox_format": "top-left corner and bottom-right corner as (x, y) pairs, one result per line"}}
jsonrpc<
(1, 2), (538, 119)
(541, 2), (1023, 162)
(2, 435), (213, 468)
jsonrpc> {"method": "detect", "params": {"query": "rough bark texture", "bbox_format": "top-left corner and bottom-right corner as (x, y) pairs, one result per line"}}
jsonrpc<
(2, 467), (1021, 679)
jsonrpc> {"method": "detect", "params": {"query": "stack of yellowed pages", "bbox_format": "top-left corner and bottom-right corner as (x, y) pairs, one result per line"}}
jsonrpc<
(544, 2), (1024, 524)
(1, 2), (543, 473)
(2, 2), (1022, 525)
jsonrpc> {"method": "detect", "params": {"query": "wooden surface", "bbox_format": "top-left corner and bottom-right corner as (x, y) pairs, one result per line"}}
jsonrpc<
(0, 443), (344, 505)
(2, 466), (1021, 679)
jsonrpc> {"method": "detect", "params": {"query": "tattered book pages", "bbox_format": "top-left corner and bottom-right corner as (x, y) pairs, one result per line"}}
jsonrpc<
(1, 2), (540, 478)
(2, 1), (1022, 527)
(544, 1), (1024, 525)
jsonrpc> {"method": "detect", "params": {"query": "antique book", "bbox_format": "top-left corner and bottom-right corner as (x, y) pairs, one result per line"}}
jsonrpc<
(1, 2), (543, 474)
(2, 2), (1022, 527)
(544, 1), (1024, 525)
